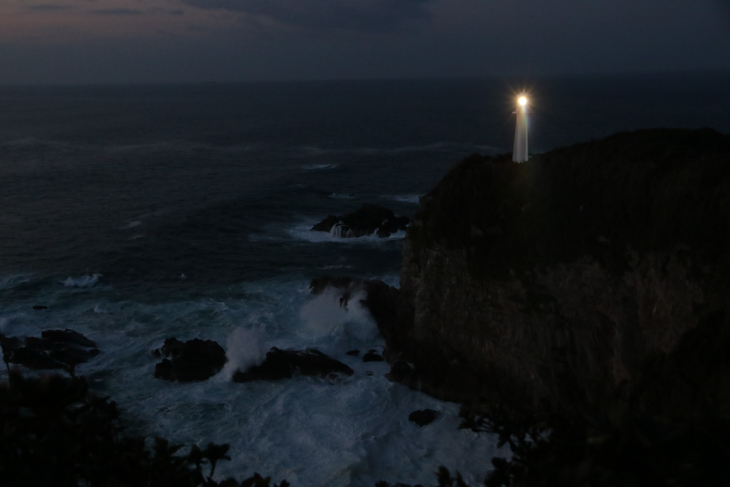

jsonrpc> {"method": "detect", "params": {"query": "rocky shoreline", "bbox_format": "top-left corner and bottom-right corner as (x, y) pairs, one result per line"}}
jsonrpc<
(3, 127), (730, 485)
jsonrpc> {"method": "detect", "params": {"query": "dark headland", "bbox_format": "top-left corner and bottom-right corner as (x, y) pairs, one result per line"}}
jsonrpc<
(365, 127), (730, 418)
(363, 127), (730, 485)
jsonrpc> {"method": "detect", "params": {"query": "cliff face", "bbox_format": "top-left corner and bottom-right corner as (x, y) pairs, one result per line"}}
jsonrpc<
(379, 128), (730, 416)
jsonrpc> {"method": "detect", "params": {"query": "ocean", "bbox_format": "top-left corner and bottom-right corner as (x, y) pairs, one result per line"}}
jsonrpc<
(1, 73), (729, 486)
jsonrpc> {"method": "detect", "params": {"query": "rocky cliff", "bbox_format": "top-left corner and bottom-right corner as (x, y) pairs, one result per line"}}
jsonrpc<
(370, 128), (730, 418)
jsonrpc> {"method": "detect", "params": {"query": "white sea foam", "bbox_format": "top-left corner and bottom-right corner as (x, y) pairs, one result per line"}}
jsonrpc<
(125, 220), (142, 229)
(222, 327), (268, 379)
(383, 194), (420, 204)
(329, 223), (353, 238)
(93, 304), (115, 314)
(299, 287), (379, 353)
(288, 222), (406, 244)
(62, 274), (102, 288)
(329, 193), (356, 200)
(0, 274), (32, 290)
(3, 275), (502, 487)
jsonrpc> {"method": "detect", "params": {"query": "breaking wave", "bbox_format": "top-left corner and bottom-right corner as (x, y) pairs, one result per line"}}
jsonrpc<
(62, 274), (103, 288)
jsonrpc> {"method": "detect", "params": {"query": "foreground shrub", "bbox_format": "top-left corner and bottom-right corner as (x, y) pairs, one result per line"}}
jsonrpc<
(0, 371), (288, 487)
(462, 402), (730, 487)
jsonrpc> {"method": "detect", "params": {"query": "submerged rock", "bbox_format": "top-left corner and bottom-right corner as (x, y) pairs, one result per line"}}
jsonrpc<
(0, 329), (100, 374)
(409, 409), (438, 427)
(232, 347), (354, 382)
(153, 338), (226, 382)
(311, 204), (409, 238)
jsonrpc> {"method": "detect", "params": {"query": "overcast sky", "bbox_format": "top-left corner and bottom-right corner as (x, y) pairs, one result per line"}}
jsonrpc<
(1, 0), (729, 84)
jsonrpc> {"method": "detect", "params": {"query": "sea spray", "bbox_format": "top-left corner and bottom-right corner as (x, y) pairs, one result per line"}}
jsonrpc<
(299, 288), (379, 354)
(63, 274), (103, 288)
(222, 327), (268, 379)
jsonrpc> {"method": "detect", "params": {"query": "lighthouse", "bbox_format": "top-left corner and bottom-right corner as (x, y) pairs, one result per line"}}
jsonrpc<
(513, 94), (528, 163)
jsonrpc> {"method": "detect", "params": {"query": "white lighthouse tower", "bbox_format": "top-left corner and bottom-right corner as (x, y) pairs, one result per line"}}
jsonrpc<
(513, 94), (528, 163)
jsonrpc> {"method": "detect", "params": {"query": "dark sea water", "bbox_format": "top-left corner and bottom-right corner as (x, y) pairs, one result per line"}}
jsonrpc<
(1, 74), (729, 486)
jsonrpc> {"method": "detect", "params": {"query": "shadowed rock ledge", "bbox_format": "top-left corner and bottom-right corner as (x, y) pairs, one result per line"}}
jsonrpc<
(312, 204), (410, 238)
(365, 128), (730, 418)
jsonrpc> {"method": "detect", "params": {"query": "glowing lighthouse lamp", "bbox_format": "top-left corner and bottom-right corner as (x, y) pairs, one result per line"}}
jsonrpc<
(513, 94), (529, 163)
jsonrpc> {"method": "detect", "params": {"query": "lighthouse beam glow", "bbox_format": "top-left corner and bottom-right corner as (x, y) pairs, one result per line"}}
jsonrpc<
(513, 94), (529, 163)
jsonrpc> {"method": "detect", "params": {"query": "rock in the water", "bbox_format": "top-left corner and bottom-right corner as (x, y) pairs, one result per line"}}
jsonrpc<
(0, 333), (22, 355)
(409, 409), (438, 427)
(153, 338), (227, 382)
(0, 329), (100, 374)
(346, 350), (360, 356)
(7, 347), (66, 370)
(232, 347), (354, 382)
(362, 350), (384, 362)
(311, 204), (409, 238)
(32, 305), (48, 310)
(42, 329), (97, 349)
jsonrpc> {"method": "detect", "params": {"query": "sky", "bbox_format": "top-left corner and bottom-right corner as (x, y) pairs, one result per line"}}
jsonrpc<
(0, 0), (729, 84)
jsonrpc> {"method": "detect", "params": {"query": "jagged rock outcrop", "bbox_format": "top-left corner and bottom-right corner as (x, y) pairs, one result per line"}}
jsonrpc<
(312, 204), (409, 238)
(371, 128), (730, 417)
(153, 338), (227, 382)
(362, 350), (384, 362)
(0, 329), (100, 374)
(408, 409), (438, 427)
(232, 347), (354, 382)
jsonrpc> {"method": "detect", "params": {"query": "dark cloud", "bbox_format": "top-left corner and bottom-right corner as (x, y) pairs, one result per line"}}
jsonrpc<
(90, 7), (185, 17)
(182, 0), (432, 32)
(92, 8), (145, 16)
(27, 4), (74, 11)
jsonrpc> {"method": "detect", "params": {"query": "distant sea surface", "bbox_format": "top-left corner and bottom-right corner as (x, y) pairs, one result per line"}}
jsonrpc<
(1, 74), (729, 486)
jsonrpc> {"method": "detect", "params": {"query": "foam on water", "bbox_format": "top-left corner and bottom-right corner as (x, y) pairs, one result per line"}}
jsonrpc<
(329, 193), (357, 200)
(62, 274), (103, 288)
(299, 288), (380, 354)
(248, 218), (406, 245)
(93, 303), (117, 314)
(0, 274), (503, 486)
(382, 194), (420, 204)
(0, 273), (32, 290)
(288, 222), (406, 245)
